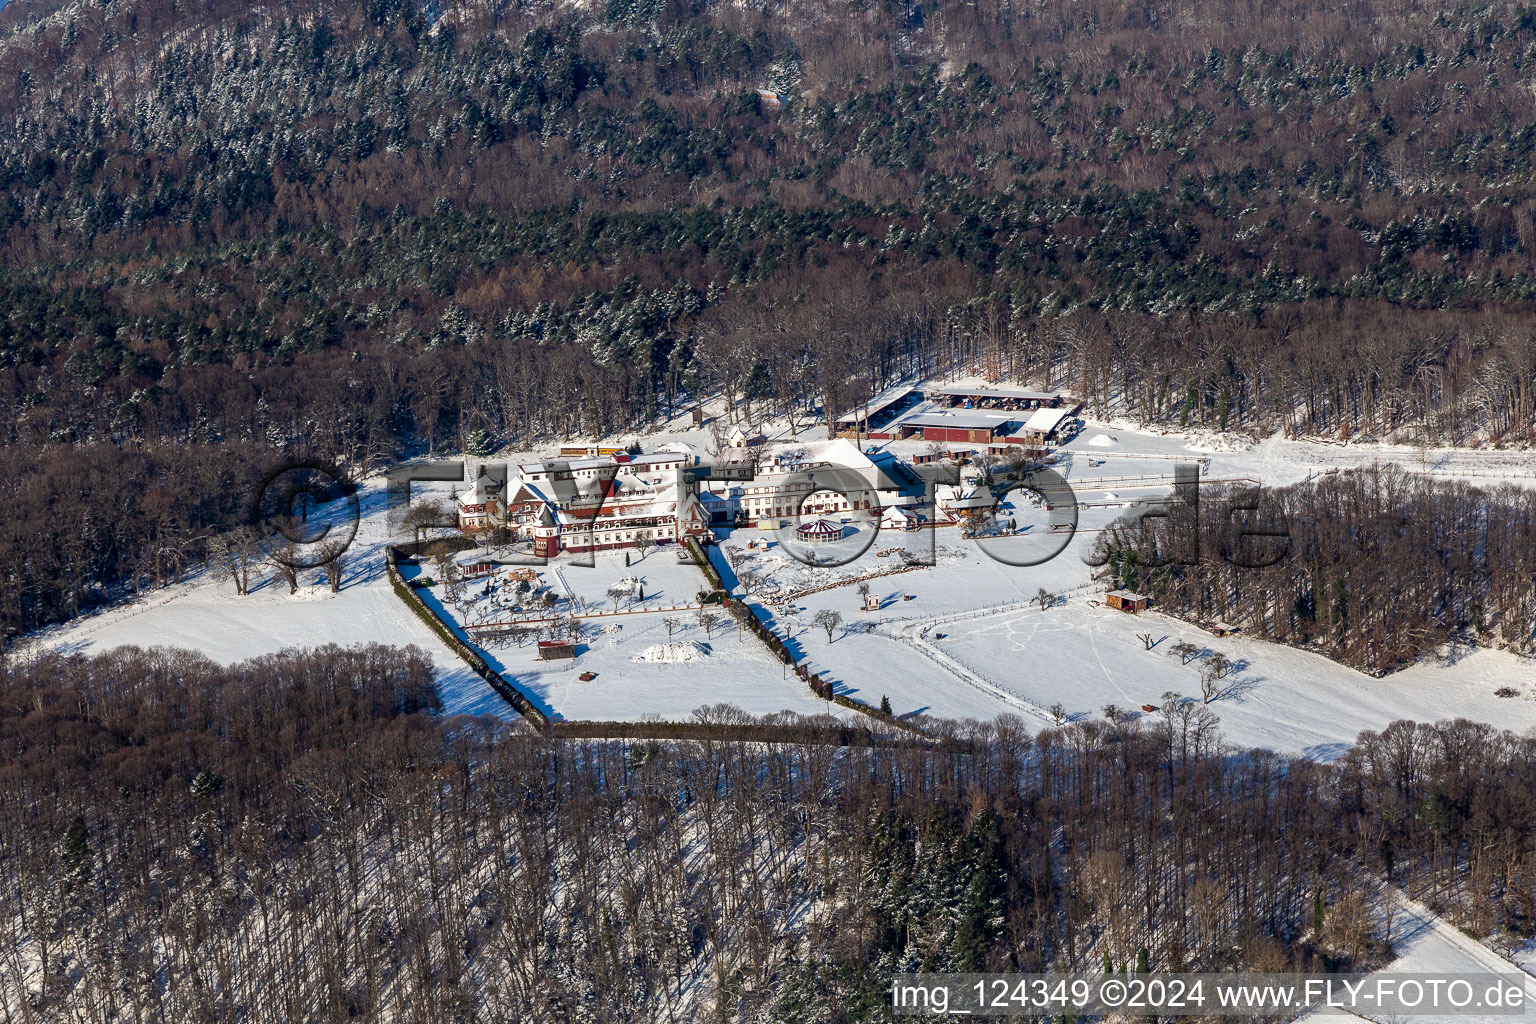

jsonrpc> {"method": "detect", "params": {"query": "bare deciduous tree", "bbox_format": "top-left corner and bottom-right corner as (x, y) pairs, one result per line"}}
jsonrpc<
(736, 569), (764, 596)
(319, 537), (348, 592)
(214, 525), (259, 596)
(403, 499), (447, 547)
(812, 609), (843, 643)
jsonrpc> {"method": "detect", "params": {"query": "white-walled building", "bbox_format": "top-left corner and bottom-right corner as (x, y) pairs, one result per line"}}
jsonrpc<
(456, 470), (505, 531)
(458, 438), (921, 550)
(707, 438), (918, 525)
(457, 452), (709, 556)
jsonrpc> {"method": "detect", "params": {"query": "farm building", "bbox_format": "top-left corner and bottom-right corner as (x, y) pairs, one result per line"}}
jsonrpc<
(882, 506), (922, 531)
(889, 404), (1075, 449)
(834, 387), (925, 440)
(558, 444), (627, 458)
(927, 384), (1063, 411)
(726, 423), (760, 448)
(1105, 590), (1151, 613)
(1012, 407), (1076, 446)
(537, 640), (576, 661)
(896, 410), (1020, 445)
(457, 554), (496, 577)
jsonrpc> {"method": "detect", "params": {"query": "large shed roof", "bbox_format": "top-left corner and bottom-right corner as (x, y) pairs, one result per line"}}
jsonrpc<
(928, 385), (1062, 402)
(899, 410), (1018, 430)
(1021, 407), (1073, 434)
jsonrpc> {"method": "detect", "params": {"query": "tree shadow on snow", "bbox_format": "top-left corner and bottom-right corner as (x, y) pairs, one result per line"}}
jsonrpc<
(1302, 742), (1351, 763)
(1217, 669), (1261, 702)
(1437, 640), (1477, 667)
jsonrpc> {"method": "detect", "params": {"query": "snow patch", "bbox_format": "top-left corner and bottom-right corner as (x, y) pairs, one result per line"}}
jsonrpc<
(287, 585), (336, 602)
(1088, 433), (1117, 447)
(633, 641), (710, 664)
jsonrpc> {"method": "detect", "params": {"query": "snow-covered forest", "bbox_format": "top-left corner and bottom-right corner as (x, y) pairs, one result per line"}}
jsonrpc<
(7, 0), (1536, 640)
(1093, 465), (1536, 672)
(2, 643), (1534, 1020)
(6, 0), (1536, 1017)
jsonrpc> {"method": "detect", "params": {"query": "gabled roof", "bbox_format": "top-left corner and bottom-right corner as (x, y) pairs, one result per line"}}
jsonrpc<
(508, 478), (556, 506)
(460, 472), (502, 506)
(936, 484), (994, 510)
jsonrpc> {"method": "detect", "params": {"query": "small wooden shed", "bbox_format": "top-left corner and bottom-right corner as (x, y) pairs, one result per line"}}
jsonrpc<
(1105, 589), (1151, 614)
(537, 640), (576, 661)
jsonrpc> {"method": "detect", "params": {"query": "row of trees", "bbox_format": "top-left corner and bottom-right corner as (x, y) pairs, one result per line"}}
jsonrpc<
(3, 643), (1534, 1021)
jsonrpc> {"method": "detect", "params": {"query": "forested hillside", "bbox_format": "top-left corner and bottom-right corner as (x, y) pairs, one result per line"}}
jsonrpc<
(4, 644), (1535, 1020)
(6, 0), (1536, 635)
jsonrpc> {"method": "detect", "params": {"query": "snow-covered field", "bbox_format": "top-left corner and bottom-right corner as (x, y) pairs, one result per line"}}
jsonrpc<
(715, 523), (1536, 758)
(33, 482), (523, 719)
(715, 415), (1536, 759)
(34, 472), (836, 722)
(398, 549), (833, 721)
(29, 401), (1536, 746)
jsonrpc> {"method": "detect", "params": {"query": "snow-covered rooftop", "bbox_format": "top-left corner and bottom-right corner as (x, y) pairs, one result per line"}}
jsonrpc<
(901, 409), (1019, 430)
(834, 385), (923, 425)
(1023, 407), (1073, 434)
(928, 384), (1062, 402)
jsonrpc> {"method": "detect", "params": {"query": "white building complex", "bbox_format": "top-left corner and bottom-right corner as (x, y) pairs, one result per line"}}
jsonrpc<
(457, 451), (710, 557)
(695, 438), (921, 528)
(457, 438), (922, 553)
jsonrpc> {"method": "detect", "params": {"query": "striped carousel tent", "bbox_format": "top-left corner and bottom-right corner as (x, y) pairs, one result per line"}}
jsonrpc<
(794, 519), (846, 543)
